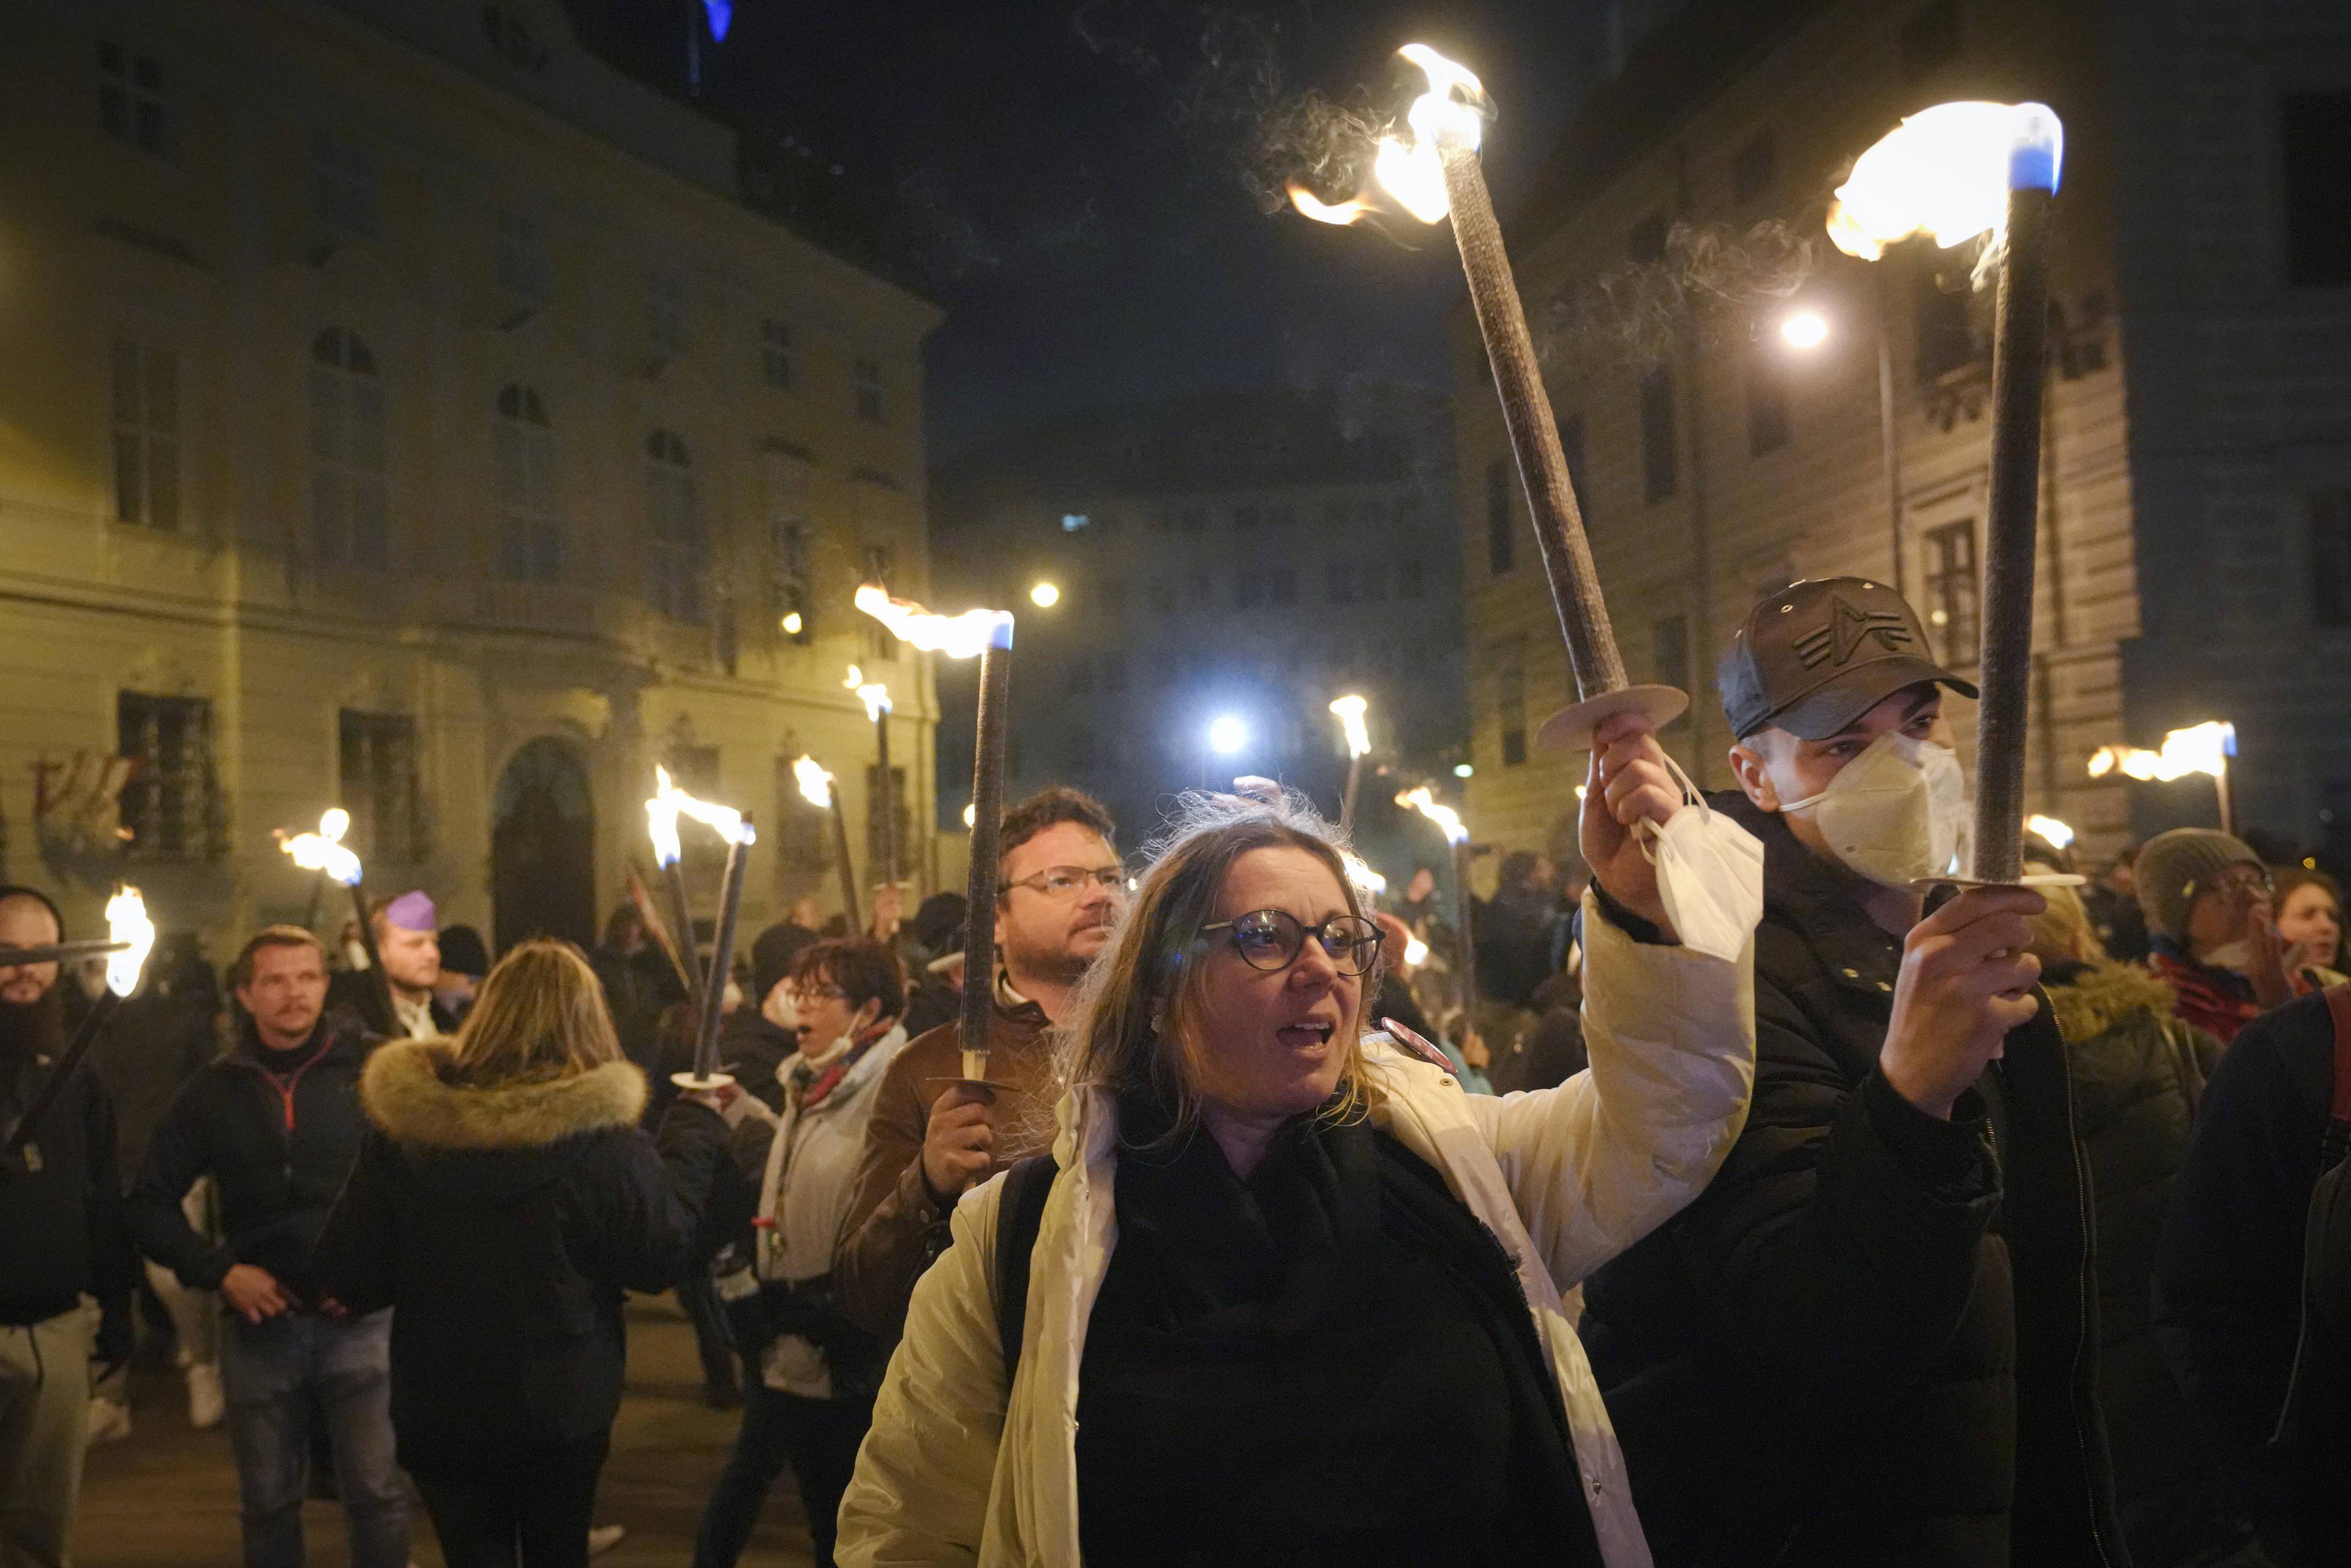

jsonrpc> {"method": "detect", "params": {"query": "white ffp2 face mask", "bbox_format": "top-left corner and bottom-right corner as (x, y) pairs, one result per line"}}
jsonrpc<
(1780, 730), (1967, 888)
(1641, 760), (1765, 963)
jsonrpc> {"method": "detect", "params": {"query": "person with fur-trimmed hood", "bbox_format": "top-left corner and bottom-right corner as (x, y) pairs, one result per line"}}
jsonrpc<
(313, 938), (726, 1568)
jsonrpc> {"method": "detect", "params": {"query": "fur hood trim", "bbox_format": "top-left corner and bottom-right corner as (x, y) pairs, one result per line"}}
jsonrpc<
(2049, 961), (2177, 1044)
(361, 1037), (647, 1150)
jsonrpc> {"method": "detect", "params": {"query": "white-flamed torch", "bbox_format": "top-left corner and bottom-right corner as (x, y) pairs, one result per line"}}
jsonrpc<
(1331, 694), (1371, 835)
(856, 583), (1015, 1082)
(3, 886), (156, 1171)
(847, 666), (898, 890)
(648, 769), (756, 1090)
(1827, 101), (2065, 884)
(1294, 45), (1687, 753)
(646, 767), (706, 1011)
(794, 756), (862, 935)
(1397, 786), (1479, 1044)
(277, 808), (393, 1035)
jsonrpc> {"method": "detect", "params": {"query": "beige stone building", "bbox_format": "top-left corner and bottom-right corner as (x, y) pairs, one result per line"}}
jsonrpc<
(0, 0), (943, 962)
(1456, 0), (2351, 874)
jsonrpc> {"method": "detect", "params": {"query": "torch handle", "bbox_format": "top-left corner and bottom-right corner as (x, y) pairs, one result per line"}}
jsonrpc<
(1970, 187), (2054, 886)
(875, 714), (898, 891)
(1340, 755), (1364, 838)
(958, 642), (1013, 1076)
(2, 989), (122, 1165)
(662, 860), (702, 1012)
(1451, 841), (1482, 1051)
(689, 830), (750, 1084)
(348, 883), (398, 1037)
(830, 798), (864, 935)
(1438, 137), (1628, 700)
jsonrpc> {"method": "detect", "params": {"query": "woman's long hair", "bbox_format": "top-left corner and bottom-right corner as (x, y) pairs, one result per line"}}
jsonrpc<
(1051, 789), (1382, 1147)
(444, 938), (621, 1087)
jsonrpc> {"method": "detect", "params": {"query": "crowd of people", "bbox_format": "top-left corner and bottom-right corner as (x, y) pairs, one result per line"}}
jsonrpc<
(2, 572), (2349, 1566)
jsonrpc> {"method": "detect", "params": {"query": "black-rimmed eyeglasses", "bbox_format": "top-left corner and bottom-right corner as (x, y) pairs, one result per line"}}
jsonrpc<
(1201, 909), (1383, 977)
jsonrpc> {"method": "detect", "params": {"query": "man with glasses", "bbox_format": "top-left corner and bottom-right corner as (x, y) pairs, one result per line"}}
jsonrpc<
(836, 787), (1123, 1337)
(2135, 827), (2312, 1045)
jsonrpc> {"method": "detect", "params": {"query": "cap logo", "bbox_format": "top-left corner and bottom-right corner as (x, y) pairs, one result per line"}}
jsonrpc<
(1793, 593), (1911, 669)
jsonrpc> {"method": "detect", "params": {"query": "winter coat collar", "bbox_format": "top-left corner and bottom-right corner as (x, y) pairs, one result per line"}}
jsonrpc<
(359, 1037), (646, 1150)
(230, 1010), (370, 1073)
(2045, 960), (2178, 1043)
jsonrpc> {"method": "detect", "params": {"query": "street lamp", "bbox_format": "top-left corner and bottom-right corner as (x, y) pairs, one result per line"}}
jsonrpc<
(1207, 715), (1249, 756)
(1029, 581), (1060, 608)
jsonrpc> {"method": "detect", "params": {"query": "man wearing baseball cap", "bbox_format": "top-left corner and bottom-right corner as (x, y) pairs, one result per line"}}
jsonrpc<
(1581, 578), (2119, 1564)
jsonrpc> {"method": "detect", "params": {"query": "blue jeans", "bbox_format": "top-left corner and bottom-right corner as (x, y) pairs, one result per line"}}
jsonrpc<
(220, 1310), (410, 1568)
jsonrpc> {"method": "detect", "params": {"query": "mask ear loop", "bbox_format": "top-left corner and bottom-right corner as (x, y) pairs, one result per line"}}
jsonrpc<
(1634, 754), (1711, 866)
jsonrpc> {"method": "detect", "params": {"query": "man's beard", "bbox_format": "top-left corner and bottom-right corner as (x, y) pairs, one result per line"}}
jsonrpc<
(0, 984), (65, 1062)
(1007, 921), (1112, 988)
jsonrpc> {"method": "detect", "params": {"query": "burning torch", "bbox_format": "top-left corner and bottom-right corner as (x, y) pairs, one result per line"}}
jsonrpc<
(1397, 786), (1479, 1044)
(1827, 100), (2065, 883)
(847, 666), (898, 891)
(794, 756), (863, 935)
(3, 887), (156, 1172)
(646, 768), (707, 1011)
(277, 808), (395, 1035)
(2090, 720), (2235, 835)
(648, 768), (756, 1090)
(1295, 45), (1686, 752)
(1331, 694), (1371, 835)
(857, 582), (1015, 1082)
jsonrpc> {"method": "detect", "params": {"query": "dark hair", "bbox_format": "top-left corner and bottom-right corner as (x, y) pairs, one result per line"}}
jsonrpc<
(792, 937), (905, 1022)
(602, 902), (645, 948)
(1499, 850), (1541, 890)
(233, 925), (328, 988)
(438, 924), (490, 977)
(997, 786), (1116, 884)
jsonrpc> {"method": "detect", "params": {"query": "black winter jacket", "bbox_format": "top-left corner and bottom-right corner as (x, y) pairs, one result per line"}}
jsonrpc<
(2154, 989), (2349, 1564)
(0, 1037), (138, 1326)
(312, 1038), (724, 1471)
(1580, 796), (2120, 1567)
(2044, 962), (2262, 1567)
(127, 1013), (378, 1299)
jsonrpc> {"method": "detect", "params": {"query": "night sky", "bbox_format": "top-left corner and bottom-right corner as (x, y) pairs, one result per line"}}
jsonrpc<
(566, 1), (1606, 458)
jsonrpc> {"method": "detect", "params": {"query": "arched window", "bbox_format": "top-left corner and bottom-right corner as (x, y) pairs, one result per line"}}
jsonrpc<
(309, 328), (387, 567)
(644, 429), (701, 621)
(493, 384), (558, 583)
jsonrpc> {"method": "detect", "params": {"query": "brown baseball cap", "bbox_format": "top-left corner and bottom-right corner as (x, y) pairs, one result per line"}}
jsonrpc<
(1719, 577), (1976, 741)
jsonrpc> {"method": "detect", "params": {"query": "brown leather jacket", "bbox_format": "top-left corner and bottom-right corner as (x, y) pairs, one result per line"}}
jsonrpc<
(834, 991), (1054, 1337)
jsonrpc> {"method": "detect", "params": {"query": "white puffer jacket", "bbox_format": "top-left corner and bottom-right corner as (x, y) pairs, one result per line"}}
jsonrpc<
(836, 893), (1755, 1567)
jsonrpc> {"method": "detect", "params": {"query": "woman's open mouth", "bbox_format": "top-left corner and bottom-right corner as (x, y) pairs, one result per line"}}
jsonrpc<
(1276, 1022), (1335, 1049)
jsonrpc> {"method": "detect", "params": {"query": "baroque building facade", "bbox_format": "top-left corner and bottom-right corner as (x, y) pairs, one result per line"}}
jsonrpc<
(0, 0), (942, 958)
(1457, 0), (2351, 871)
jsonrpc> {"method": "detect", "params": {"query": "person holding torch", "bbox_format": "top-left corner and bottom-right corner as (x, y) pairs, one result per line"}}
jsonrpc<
(0, 885), (140, 1568)
(1578, 579), (2121, 1566)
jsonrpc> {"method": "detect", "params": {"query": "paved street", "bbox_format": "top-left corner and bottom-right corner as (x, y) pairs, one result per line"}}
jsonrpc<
(77, 1297), (817, 1567)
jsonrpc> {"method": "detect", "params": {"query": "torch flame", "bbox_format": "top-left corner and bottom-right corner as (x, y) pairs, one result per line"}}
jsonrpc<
(2026, 814), (2076, 850)
(277, 807), (362, 887)
(1396, 786), (1469, 846)
(1341, 850), (1388, 899)
(103, 885), (156, 998)
(1403, 932), (1430, 967)
(793, 756), (834, 811)
(1826, 100), (2066, 261)
(648, 766), (756, 868)
(1286, 43), (1487, 228)
(1330, 694), (1371, 759)
(853, 583), (1013, 660)
(845, 665), (893, 722)
(2088, 721), (2233, 786)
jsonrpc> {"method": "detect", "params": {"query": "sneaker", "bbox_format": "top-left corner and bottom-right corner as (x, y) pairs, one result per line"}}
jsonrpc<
(85, 1398), (132, 1446)
(186, 1361), (225, 1430)
(588, 1525), (626, 1556)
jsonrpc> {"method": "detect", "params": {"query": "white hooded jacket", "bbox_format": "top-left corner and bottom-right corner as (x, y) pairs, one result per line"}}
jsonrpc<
(836, 891), (1755, 1566)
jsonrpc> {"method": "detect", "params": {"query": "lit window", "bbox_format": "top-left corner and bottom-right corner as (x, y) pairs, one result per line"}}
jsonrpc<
(111, 340), (179, 531)
(309, 328), (388, 568)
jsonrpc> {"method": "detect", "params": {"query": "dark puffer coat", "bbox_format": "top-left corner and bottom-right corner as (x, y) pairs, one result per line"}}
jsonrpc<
(1580, 796), (2121, 1567)
(312, 1039), (723, 1474)
(2045, 961), (2265, 1566)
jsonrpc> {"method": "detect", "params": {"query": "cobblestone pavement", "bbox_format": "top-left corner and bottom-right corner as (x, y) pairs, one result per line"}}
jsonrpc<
(77, 1296), (816, 1567)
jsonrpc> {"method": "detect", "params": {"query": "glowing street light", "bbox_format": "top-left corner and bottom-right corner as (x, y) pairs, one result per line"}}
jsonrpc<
(1780, 310), (1830, 350)
(1207, 715), (1249, 756)
(1030, 581), (1061, 608)
(1453, 763), (1474, 779)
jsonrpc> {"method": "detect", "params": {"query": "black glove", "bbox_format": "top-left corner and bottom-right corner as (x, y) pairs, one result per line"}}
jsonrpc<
(93, 1296), (135, 1379)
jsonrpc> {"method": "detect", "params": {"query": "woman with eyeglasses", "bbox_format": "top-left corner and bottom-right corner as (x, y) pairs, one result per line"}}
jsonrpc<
(689, 937), (909, 1568)
(835, 716), (1758, 1567)
(2137, 828), (2327, 1045)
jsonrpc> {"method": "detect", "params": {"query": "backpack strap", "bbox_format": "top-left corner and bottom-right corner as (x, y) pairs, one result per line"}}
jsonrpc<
(2322, 987), (2351, 1169)
(992, 1152), (1057, 1389)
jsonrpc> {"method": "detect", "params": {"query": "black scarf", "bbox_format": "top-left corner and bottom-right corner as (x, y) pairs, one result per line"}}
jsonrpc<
(1073, 1089), (1604, 1568)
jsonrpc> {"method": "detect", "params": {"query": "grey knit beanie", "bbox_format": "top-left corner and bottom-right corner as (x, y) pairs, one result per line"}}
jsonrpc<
(2134, 828), (2263, 940)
